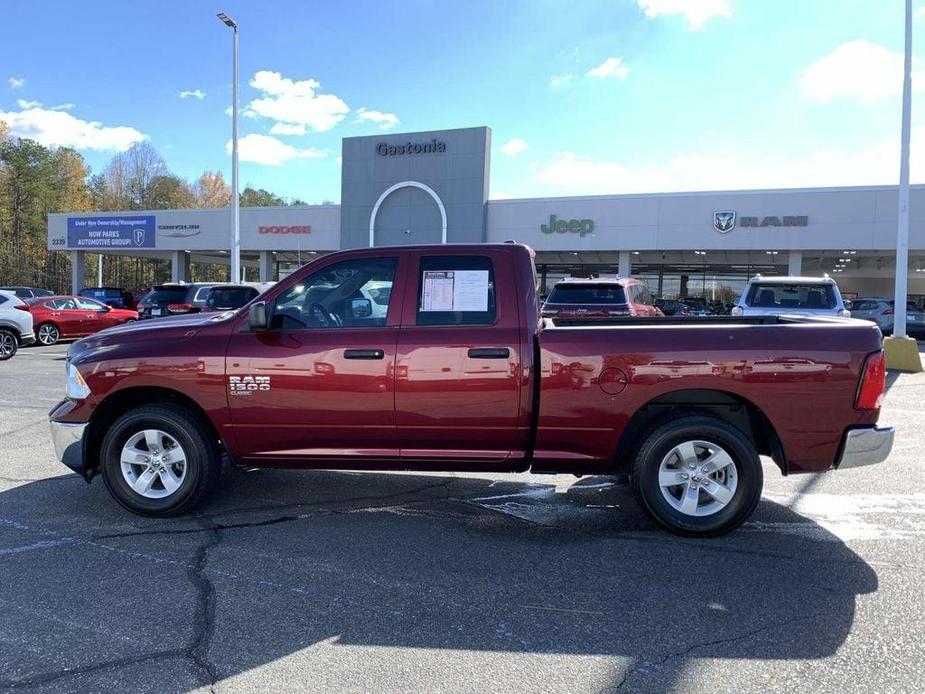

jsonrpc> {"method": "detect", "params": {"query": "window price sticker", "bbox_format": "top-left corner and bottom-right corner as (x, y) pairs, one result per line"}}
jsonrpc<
(421, 270), (489, 312)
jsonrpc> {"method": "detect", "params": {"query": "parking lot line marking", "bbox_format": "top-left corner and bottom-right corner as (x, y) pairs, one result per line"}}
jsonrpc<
(521, 604), (604, 616)
(0, 538), (74, 556)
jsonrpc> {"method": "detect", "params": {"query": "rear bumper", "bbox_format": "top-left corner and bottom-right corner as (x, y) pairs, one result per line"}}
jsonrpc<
(49, 419), (88, 476)
(19, 331), (35, 346)
(836, 426), (895, 469)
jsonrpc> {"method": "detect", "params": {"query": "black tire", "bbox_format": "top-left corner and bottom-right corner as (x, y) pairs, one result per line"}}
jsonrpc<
(36, 322), (60, 346)
(0, 328), (17, 361)
(100, 404), (221, 517)
(630, 415), (763, 537)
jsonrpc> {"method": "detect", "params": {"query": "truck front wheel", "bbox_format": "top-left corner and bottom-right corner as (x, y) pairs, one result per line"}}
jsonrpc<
(100, 404), (221, 517)
(631, 415), (763, 537)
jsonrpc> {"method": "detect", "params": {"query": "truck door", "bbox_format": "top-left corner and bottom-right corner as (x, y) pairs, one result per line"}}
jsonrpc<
(395, 251), (530, 465)
(225, 253), (404, 464)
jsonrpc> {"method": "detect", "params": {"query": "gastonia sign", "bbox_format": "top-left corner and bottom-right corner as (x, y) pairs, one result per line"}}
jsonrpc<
(376, 139), (447, 156)
(541, 214), (594, 237)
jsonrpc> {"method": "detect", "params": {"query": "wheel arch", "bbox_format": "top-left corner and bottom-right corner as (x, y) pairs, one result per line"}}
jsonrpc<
(614, 388), (787, 475)
(84, 386), (224, 480)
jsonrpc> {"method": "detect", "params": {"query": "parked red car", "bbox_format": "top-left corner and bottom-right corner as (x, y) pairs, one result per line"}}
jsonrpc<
(26, 295), (138, 345)
(541, 278), (663, 319)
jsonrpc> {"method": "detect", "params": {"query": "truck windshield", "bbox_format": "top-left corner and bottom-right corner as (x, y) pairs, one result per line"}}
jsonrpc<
(547, 283), (626, 304)
(746, 283), (836, 309)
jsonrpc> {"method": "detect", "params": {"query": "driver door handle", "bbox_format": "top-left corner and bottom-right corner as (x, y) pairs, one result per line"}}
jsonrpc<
(344, 349), (384, 360)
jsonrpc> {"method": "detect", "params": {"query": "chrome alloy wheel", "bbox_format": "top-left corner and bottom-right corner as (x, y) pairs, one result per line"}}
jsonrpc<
(38, 324), (59, 345)
(658, 440), (738, 517)
(0, 331), (15, 358)
(120, 429), (188, 499)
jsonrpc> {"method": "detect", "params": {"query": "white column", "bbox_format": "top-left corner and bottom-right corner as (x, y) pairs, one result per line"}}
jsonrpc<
(788, 251), (803, 276)
(618, 251), (632, 278)
(171, 251), (190, 283)
(258, 251), (274, 283)
(894, 0), (913, 339)
(70, 251), (85, 295)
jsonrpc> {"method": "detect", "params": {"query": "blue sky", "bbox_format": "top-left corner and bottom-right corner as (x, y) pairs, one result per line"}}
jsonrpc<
(1, 0), (922, 203)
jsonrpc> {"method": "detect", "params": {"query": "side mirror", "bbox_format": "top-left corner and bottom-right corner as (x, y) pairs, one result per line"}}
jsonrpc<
(249, 301), (268, 330)
(351, 298), (373, 318)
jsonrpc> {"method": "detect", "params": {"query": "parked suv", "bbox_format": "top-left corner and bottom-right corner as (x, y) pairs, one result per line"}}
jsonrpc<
(0, 289), (36, 360)
(0, 286), (53, 299)
(849, 297), (925, 336)
(542, 278), (663, 318)
(732, 276), (851, 318)
(137, 283), (226, 319)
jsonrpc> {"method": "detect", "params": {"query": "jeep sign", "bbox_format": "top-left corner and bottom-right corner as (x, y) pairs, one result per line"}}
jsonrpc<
(541, 214), (594, 237)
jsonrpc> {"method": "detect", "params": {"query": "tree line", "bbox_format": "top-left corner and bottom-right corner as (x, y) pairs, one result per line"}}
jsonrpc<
(0, 121), (308, 293)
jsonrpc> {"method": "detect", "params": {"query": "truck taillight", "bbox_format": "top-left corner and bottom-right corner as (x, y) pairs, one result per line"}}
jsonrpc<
(167, 303), (193, 314)
(855, 351), (886, 410)
(884, 308), (894, 315)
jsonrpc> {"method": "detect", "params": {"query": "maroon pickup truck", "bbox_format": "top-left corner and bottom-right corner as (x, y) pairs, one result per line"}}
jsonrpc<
(49, 244), (893, 536)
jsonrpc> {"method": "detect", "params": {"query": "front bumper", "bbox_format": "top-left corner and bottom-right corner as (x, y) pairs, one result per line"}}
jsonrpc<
(836, 426), (895, 469)
(49, 420), (88, 475)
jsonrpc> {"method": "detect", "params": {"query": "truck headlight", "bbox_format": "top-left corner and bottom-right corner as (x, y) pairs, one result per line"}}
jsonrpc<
(66, 362), (91, 400)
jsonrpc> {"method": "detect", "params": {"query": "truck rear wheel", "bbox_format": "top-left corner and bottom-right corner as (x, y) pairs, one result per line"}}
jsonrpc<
(100, 404), (221, 517)
(630, 415), (762, 537)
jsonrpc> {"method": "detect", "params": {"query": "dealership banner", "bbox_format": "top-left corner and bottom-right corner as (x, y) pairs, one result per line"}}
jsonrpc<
(67, 216), (156, 249)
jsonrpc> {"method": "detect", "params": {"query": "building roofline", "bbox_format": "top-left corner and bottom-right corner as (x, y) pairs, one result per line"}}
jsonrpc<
(487, 183), (925, 205)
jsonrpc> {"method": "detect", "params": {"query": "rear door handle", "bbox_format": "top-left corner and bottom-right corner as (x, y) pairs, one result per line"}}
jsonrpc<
(467, 347), (510, 359)
(344, 349), (385, 360)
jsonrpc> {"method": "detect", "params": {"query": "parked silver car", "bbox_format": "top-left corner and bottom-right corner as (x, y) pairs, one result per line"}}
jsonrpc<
(731, 275), (851, 318)
(849, 297), (925, 335)
(0, 289), (36, 360)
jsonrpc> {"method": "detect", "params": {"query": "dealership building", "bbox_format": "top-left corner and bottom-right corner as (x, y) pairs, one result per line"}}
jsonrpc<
(48, 126), (925, 301)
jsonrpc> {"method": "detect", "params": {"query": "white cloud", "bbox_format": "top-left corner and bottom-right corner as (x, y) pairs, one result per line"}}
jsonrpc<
(246, 70), (349, 133)
(550, 73), (574, 88)
(586, 57), (630, 80)
(0, 105), (145, 151)
(228, 133), (327, 166)
(800, 40), (922, 104)
(50, 103), (75, 111)
(8, 76), (24, 89)
(500, 137), (529, 156)
(269, 122), (307, 136)
(531, 127), (925, 195)
(637, 0), (732, 30)
(355, 107), (400, 130)
(178, 89), (205, 100)
(16, 99), (41, 109)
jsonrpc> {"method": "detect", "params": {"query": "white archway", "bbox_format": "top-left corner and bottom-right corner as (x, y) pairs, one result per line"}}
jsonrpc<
(368, 180), (447, 247)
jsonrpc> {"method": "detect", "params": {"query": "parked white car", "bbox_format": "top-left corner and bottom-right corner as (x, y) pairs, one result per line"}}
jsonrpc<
(731, 276), (851, 318)
(848, 297), (925, 336)
(0, 289), (36, 360)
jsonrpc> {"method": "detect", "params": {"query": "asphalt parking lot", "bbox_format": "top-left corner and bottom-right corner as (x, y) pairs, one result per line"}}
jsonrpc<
(1, 343), (924, 693)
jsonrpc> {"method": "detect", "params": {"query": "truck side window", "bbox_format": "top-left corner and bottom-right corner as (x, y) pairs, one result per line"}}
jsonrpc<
(416, 255), (496, 326)
(270, 257), (397, 330)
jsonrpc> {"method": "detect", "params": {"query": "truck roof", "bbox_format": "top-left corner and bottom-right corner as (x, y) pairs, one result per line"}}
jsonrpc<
(748, 275), (836, 285)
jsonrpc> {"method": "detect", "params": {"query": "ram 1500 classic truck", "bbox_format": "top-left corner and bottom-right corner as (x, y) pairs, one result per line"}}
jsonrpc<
(49, 244), (894, 536)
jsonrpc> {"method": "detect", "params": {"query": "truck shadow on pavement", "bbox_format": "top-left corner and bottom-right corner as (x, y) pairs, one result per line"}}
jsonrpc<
(0, 469), (878, 693)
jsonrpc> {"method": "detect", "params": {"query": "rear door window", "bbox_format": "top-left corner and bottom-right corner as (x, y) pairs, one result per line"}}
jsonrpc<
(416, 255), (496, 326)
(147, 287), (189, 304)
(746, 284), (836, 310)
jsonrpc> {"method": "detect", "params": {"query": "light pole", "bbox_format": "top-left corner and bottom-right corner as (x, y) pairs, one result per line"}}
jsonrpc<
(884, 0), (922, 371)
(894, 0), (912, 339)
(217, 12), (240, 283)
